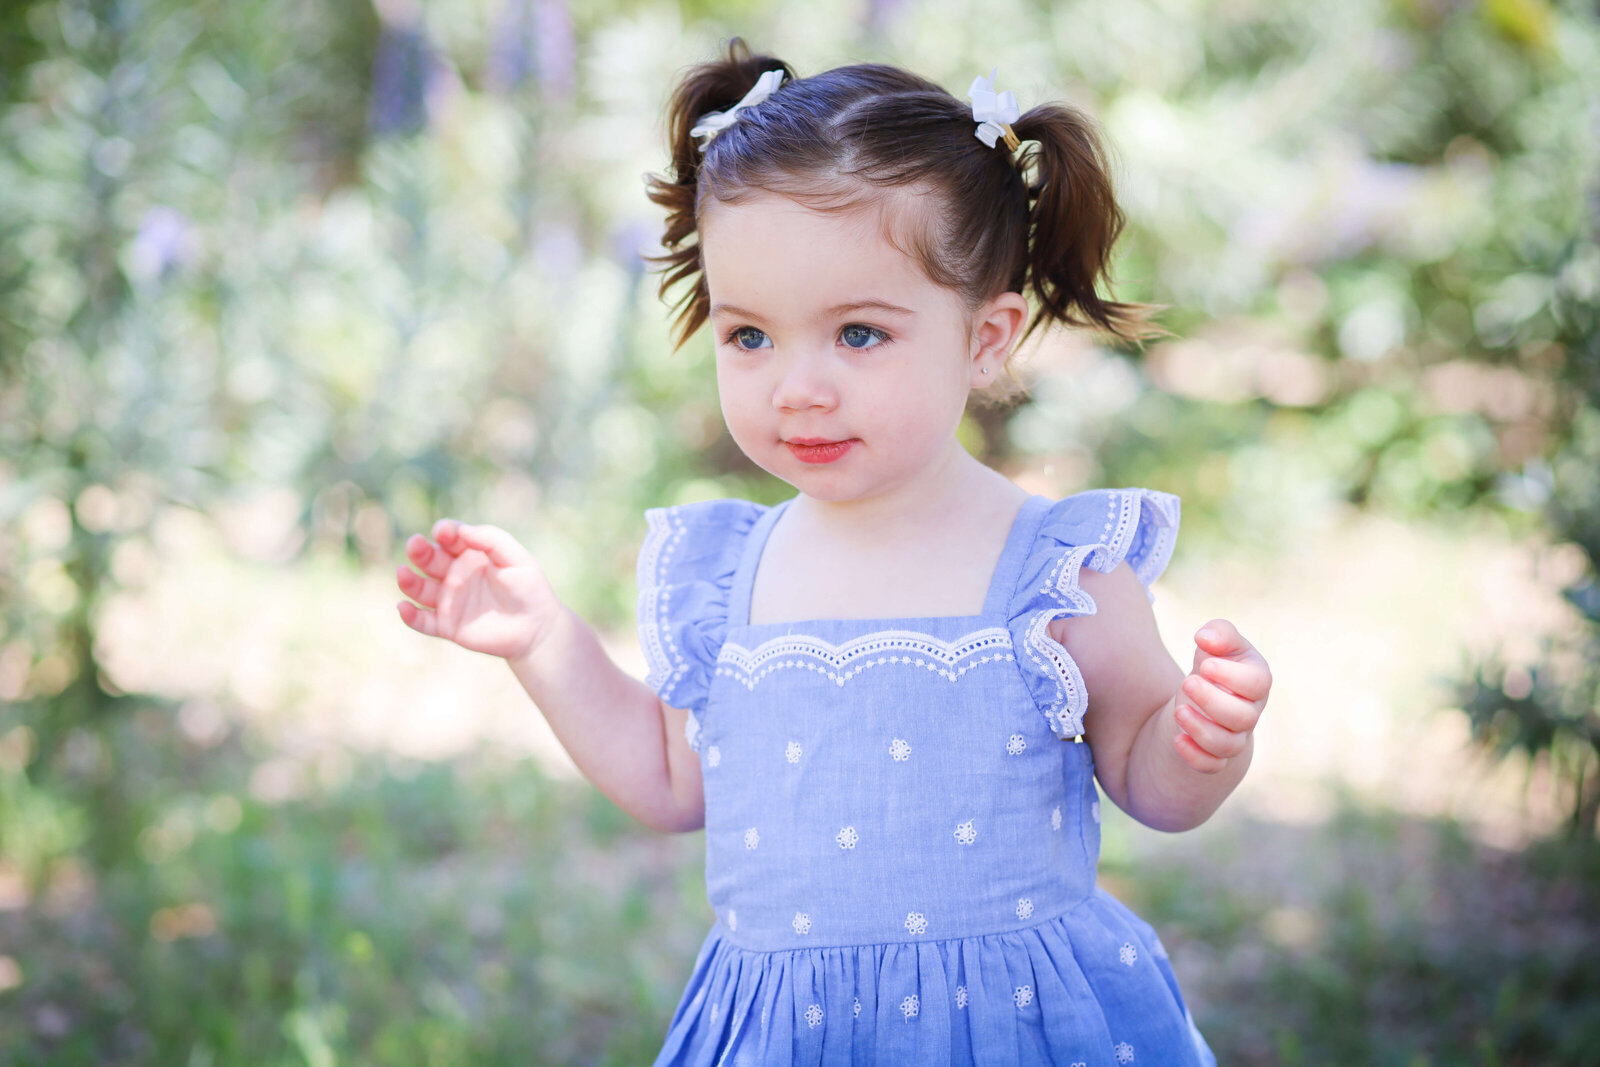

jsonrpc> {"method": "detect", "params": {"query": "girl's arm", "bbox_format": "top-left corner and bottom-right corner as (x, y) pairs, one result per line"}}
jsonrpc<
(1051, 561), (1271, 833)
(397, 520), (704, 833)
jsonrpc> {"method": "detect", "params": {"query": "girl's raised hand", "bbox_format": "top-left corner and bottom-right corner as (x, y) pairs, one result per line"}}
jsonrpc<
(396, 519), (562, 661)
(1173, 619), (1271, 774)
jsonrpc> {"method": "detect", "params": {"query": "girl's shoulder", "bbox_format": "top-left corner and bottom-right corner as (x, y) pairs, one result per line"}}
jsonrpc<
(1007, 486), (1180, 738)
(636, 498), (768, 712)
(1026, 487), (1180, 593)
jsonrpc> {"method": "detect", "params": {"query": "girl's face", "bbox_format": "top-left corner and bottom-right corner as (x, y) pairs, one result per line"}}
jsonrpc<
(700, 192), (1000, 506)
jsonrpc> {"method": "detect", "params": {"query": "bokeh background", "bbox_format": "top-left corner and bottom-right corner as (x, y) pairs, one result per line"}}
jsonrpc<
(3, 0), (1599, 1063)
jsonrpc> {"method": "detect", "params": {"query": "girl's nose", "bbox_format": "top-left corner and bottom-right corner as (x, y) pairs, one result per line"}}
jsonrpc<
(772, 350), (838, 413)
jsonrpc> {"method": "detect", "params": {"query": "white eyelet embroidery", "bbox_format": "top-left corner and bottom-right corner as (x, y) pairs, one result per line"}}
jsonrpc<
(853, 997), (861, 1018)
(904, 911), (928, 936)
(785, 740), (802, 764)
(889, 738), (911, 762)
(744, 827), (760, 850)
(1119, 942), (1138, 966)
(1022, 490), (1179, 738)
(716, 629), (1013, 690)
(706, 745), (721, 768)
(899, 995), (919, 1020)
(638, 509), (691, 701)
(954, 820), (976, 845)
(792, 912), (812, 934)
(955, 985), (968, 1009)
(1006, 733), (1027, 756)
(836, 826), (859, 850)
(1115, 1041), (1135, 1064)
(805, 1004), (823, 1029)
(1016, 897), (1034, 919)
(1013, 985), (1033, 1009)
(1051, 806), (1062, 830)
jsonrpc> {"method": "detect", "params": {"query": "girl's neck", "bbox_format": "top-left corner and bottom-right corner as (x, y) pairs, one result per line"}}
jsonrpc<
(785, 445), (1026, 543)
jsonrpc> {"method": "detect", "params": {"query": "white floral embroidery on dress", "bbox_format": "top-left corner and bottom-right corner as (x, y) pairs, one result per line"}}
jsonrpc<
(706, 745), (721, 768)
(853, 997), (861, 1019)
(792, 912), (812, 935)
(955, 986), (968, 1009)
(835, 826), (859, 850)
(716, 628), (1013, 689)
(1114, 1041), (1135, 1064)
(1006, 733), (1027, 756)
(1013, 985), (1033, 1009)
(904, 911), (928, 936)
(889, 738), (911, 762)
(804, 1004), (823, 1029)
(899, 994), (919, 1020)
(786, 740), (802, 764)
(1119, 942), (1138, 966)
(683, 710), (701, 752)
(744, 827), (760, 850)
(1051, 806), (1062, 830)
(1016, 897), (1034, 920)
(954, 820), (977, 845)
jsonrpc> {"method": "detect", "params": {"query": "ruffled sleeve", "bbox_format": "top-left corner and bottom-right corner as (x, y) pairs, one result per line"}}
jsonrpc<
(636, 499), (766, 746)
(1007, 488), (1180, 739)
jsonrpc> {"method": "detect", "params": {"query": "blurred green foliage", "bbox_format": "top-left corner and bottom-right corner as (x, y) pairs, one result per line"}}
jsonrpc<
(2, 0), (1600, 1061)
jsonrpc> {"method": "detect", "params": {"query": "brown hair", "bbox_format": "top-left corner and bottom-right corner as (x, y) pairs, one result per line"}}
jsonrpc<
(646, 39), (1164, 352)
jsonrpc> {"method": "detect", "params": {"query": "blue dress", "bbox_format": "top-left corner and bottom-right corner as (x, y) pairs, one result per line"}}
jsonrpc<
(636, 488), (1216, 1067)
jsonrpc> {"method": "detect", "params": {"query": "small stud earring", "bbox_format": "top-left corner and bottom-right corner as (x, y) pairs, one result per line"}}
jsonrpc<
(980, 367), (990, 375)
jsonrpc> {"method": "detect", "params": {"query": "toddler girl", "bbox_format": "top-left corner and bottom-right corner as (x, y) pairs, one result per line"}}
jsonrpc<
(396, 40), (1271, 1066)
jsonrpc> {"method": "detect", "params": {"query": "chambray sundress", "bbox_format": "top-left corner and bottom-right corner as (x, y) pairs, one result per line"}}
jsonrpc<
(637, 488), (1216, 1067)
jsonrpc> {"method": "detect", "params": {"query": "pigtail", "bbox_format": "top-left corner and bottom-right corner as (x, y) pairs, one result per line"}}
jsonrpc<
(1010, 104), (1168, 348)
(645, 39), (796, 349)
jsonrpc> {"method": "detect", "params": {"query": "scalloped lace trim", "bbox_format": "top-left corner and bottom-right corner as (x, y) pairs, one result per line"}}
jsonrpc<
(716, 628), (1014, 690)
(1024, 489), (1180, 737)
(636, 508), (690, 703)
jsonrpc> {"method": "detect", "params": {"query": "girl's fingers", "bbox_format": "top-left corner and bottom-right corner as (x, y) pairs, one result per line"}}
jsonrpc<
(432, 518), (466, 555)
(1180, 674), (1261, 733)
(1197, 654), (1272, 702)
(396, 564), (442, 609)
(1174, 731), (1228, 774)
(1174, 703), (1248, 760)
(455, 524), (532, 568)
(1194, 619), (1254, 660)
(405, 534), (454, 581)
(397, 600), (440, 637)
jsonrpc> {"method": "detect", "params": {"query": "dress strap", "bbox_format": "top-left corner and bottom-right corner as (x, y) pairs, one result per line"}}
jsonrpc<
(727, 497), (792, 628)
(980, 495), (1053, 618)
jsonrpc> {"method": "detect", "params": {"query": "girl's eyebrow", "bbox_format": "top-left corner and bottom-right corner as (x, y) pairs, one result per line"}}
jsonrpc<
(709, 299), (914, 319)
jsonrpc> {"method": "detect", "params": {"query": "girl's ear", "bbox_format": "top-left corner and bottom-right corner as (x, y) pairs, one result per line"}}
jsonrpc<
(969, 291), (1030, 385)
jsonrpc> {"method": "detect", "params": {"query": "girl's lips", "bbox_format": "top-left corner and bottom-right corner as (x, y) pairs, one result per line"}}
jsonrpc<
(785, 439), (855, 464)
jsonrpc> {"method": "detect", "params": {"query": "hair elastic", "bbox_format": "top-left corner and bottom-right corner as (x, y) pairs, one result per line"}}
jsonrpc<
(690, 69), (786, 147)
(968, 69), (1021, 152)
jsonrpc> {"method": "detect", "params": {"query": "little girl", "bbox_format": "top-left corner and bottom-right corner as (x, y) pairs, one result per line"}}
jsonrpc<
(397, 41), (1271, 1066)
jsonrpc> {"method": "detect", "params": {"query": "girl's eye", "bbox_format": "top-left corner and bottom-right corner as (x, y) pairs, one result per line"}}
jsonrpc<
(840, 324), (888, 350)
(730, 326), (771, 350)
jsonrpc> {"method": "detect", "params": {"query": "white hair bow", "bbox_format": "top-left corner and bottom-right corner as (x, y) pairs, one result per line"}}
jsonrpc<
(968, 69), (1021, 151)
(690, 69), (786, 147)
